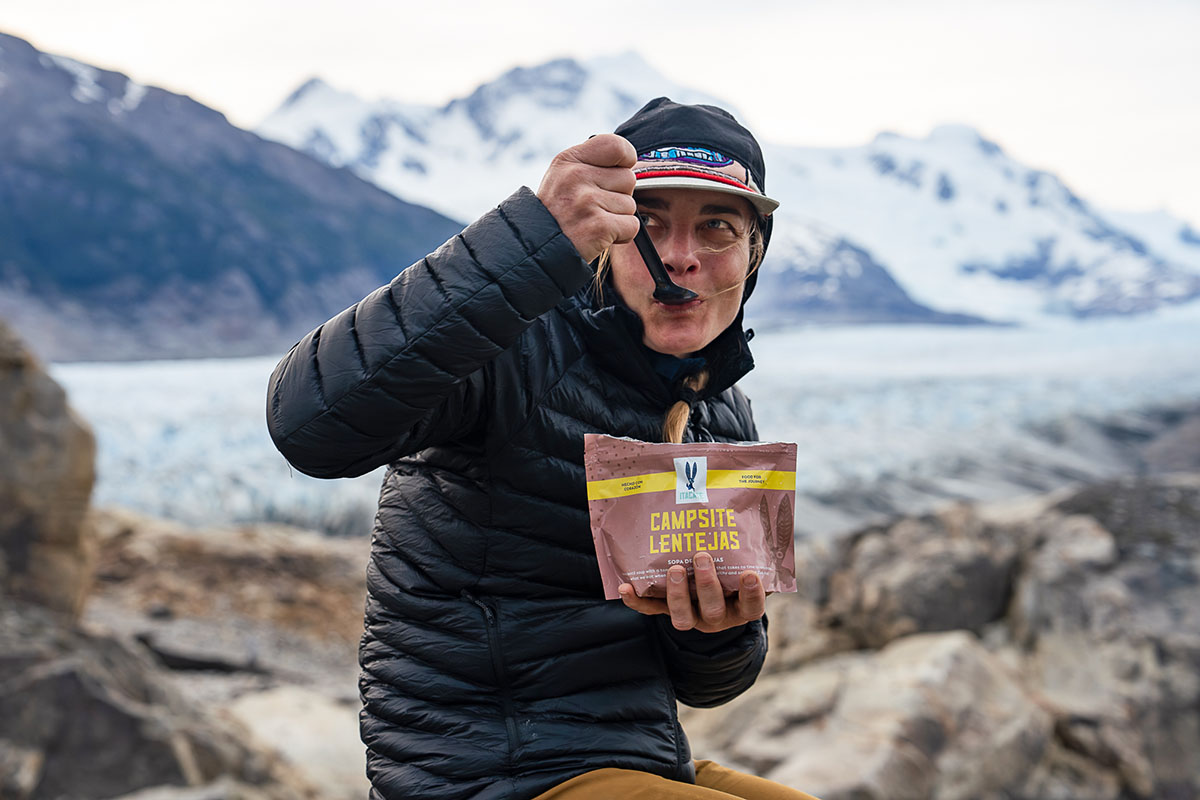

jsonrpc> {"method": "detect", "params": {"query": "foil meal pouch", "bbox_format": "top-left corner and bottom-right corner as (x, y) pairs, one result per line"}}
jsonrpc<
(583, 434), (798, 599)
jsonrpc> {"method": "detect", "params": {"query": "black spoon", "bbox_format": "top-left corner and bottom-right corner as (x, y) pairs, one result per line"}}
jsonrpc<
(633, 220), (699, 305)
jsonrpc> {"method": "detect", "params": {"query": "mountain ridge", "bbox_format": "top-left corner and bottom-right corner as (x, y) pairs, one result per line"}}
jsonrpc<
(259, 53), (1200, 325)
(0, 31), (464, 361)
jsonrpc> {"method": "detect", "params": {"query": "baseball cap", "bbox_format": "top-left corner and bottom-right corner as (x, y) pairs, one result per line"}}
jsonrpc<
(613, 97), (780, 217)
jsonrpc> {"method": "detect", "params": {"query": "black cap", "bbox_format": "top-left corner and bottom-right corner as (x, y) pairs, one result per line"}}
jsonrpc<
(614, 97), (777, 216)
(614, 97), (776, 299)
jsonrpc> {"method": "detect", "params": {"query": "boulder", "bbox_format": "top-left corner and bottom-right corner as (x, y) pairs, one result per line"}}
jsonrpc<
(83, 507), (369, 795)
(226, 686), (370, 800)
(0, 600), (316, 800)
(1010, 474), (1200, 798)
(685, 631), (1053, 800)
(88, 507), (367, 645)
(0, 320), (96, 616)
(0, 325), (334, 798)
(821, 503), (1019, 649)
(85, 506), (366, 703)
(690, 473), (1200, 799)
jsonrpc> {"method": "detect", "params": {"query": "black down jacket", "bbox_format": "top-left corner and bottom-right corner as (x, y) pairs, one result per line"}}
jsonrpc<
(267, 187), (768, 800)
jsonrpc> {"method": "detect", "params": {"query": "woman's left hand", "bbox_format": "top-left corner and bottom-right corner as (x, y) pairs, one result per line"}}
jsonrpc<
(617, 551), (766, 633)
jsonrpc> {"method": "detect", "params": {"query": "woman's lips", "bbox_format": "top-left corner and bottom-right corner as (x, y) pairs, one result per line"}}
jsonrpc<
(653, 297), (703, 311)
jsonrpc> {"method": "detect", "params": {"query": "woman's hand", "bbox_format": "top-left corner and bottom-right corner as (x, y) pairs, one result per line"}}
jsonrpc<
(536, 134), (640, 264)
(618, 551), (766, 633)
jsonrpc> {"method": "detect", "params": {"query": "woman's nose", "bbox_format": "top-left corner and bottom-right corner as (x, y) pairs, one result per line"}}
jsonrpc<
(655, 228), (702, 275)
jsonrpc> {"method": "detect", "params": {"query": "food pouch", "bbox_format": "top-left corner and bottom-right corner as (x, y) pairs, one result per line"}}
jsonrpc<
(583, 434), (798, 599)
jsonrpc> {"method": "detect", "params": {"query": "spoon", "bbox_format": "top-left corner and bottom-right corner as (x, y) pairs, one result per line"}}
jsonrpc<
(633, 220), (699, 305)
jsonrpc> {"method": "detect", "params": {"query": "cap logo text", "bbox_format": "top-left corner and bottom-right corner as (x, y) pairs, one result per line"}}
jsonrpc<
(642, 146), (734, 168)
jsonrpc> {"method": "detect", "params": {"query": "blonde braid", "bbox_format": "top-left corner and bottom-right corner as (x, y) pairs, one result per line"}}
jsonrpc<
(662, 370), (709, 443)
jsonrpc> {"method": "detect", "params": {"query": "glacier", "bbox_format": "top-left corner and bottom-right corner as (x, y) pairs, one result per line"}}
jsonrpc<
(52, 307), (1200, 540)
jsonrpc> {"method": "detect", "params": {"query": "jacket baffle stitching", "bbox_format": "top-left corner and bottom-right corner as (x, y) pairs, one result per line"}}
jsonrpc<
(267, 187), (768, 800)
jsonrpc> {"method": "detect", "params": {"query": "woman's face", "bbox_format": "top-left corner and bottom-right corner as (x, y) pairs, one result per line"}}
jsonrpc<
(609, 188), (755, 358)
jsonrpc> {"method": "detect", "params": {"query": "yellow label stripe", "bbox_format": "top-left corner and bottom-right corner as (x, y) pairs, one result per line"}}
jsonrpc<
(707, 470), (796, 491)
(587, 471), (674, 500)
(586, 469), (796, 500)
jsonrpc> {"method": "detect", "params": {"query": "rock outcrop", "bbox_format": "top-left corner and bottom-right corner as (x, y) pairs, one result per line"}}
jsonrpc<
(0, 502), (370, 800)
(683, 473), (1200, 799)
(82, 508), (370, 799)
(0, 599), (317, 800)
(73, 473), (1200, 800)
(0, 322), (336, 799)
(4, 312), (1197, 798)
(685, 632), (1055, 800)
(822, 504), (1019, 649)
(0, 319), (96, 616)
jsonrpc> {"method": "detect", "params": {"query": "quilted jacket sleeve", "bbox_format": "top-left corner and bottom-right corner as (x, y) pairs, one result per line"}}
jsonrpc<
(655, 616), (768, 708)
(266, 187), (592, 478)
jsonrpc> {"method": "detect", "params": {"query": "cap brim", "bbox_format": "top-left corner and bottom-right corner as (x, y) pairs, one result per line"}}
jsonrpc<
(633, 175), (779, 216)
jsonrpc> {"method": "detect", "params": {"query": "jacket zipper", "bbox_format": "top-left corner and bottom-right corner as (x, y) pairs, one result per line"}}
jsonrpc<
(462, 590), (521, 760)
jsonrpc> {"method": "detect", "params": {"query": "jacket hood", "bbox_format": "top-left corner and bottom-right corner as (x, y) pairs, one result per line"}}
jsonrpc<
(565, 279), (755, 405)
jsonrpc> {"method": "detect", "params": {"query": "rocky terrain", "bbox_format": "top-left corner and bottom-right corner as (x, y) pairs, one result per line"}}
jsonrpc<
(0, 321), (95, 614)
(685, 473), (1200, 799)
(81, 507), (370, 799)
(0, 320), (340, 798)
(3, 315), (1199, 798)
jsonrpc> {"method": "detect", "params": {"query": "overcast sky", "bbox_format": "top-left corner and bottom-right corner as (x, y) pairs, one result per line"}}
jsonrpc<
(5, 0), (1198, 224)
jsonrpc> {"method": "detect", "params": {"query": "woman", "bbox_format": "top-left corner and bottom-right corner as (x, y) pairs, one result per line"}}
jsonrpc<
(267, 97), (818, 800)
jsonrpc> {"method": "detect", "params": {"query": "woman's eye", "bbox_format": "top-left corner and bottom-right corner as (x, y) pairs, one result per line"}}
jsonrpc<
(704, 219), (738, 235)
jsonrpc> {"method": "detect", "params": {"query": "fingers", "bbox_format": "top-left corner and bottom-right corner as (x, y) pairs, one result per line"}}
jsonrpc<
(692, 552), (727, 627)
(595, 189), (637, 216)
(536, 135), (640, 263)
(607, 208), (641, 247)
(666, 552), (728, 631)
(619, 562), (766, 632)
(665, 565), (696, 630)
(734, 571), (766, 621)
(607, 206), (641, 247)
(618, 583), (669, 616)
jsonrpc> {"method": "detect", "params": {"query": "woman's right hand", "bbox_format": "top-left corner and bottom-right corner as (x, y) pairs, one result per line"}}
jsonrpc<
(536, 134), (641, 263)
(617, 551), (767, 634)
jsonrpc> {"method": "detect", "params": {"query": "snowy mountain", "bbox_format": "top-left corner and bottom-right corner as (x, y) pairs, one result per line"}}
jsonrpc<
(260, 53), (733, 221)
(750, 219), (982, 327)
(770, 128), (1200, 321)
(260, 54), (1200, 325)
(0, 32), (461, 361)
(1101, 207), (1200, 278)
(259, 54), (966, 326)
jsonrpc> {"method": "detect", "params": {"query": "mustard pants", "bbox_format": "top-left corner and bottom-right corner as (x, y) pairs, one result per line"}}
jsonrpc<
(531, 760), (821, 799)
